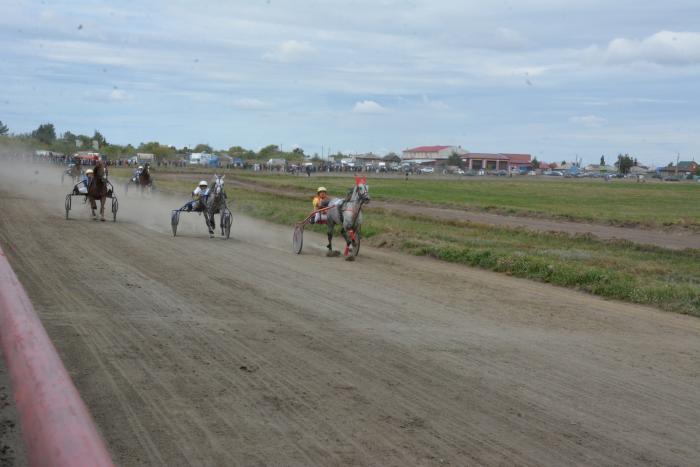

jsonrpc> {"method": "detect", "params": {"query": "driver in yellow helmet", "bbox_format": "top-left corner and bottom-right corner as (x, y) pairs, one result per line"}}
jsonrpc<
(310, 186), (329, 224)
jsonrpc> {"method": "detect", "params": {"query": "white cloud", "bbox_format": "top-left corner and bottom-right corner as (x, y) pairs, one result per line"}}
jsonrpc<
(421, 94), (449, 110)
(263, 40), (316, 63)
(596, 31), (700, 66)
(109, 89), (132, 101)
(83, 88), (133, 102)
(231, 98), (269, 110)
(569, 115), (607, 127)
(352, 100), (387, 114)
(493, 27), (530, 49)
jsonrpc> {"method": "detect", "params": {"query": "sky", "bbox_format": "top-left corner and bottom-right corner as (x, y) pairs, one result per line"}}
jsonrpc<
(1, 0), (699, 165)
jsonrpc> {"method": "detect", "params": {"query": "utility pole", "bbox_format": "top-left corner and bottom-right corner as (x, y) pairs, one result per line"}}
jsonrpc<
(676, 152), (680, 176)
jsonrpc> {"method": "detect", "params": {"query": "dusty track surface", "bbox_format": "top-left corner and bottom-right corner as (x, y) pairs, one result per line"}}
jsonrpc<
(1, 164), (700, 466)
(0, 348), (26, 467)
(228, 178), (700, 251)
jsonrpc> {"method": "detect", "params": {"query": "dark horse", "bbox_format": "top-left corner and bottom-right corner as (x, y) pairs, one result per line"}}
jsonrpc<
(125, 164), (153, 195)
(87, 161), (109, 221)
(137, 164), (153, 195)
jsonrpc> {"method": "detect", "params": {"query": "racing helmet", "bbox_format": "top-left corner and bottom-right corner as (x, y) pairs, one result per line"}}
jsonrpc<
(199, 180), (208, 187)
(317, 186), (327, 194)
(86, 169), (94, 175)
(138, 165), (143, 169)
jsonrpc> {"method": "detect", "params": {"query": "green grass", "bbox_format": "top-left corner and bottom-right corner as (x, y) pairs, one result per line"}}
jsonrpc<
(114, 168), (700, 316)
(236, 189), (700, 316)
(230, 172), (700, 228)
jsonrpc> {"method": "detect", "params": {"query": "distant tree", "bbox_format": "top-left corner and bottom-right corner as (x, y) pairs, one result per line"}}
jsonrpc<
(531, 157), (540, 169)
(138, 141), (176, 160)
(61, 131), (77, 145)
(447, 152), (464, 168)
(561, 160), (566, 165)
(0, 120), (8, 136)
(76, 134), (92, 148)
(92, 130), (107, 148)
(633, 157), (639, 167)
(193, 143), (213, 153)
(615, 153), (634, 174)
(32, 123), (56, 145)
(292, 147), (305, 156)
(259, 144), (279, 159)
(600, 155), (605, 166)
(227, 145), (245, 156)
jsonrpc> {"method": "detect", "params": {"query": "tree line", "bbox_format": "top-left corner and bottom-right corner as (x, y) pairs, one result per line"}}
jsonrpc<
(0, 120), (330, 163)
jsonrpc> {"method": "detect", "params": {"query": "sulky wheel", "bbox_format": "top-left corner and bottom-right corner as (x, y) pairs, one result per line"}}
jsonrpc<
(292, 224), (304, 254)
(171, 210), (180, 237)
(111, 197), (118, 222)
(223, 209), (232, 239)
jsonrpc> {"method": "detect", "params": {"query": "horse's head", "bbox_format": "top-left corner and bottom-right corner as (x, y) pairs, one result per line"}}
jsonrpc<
(94, 161), (107, 182)
(353, 175), (370, 204)
(212, 174), (225, 197)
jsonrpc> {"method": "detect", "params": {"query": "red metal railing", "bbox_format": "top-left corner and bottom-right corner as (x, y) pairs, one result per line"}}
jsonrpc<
(0, 246), (114, 467)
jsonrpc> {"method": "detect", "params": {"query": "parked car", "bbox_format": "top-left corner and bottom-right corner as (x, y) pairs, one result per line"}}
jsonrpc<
(493, 170), (508, 176)
(546, 170), (564, 176)
(419, 166), (434, 174)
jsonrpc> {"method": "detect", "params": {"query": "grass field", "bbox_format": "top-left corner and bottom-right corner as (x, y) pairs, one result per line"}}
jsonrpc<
(236, 190), (700, 317)
(231, 172), (700, 228)
(116, 168), (700, 317)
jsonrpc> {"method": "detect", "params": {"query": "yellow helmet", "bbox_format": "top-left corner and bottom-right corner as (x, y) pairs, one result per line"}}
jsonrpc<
(317, 186), (327, 193)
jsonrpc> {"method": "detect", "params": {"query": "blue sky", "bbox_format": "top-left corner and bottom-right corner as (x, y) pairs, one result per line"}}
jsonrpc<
(1, 0), (699, 165)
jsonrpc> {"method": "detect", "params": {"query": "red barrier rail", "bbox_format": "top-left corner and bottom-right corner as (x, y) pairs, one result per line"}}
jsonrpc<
(0, 246), (114, 467)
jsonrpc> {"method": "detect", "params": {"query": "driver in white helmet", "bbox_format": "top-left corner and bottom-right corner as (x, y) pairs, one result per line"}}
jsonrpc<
(185, 180), (209, 211)
(77, 168), (94, 194)
(132, 165), (144, 182)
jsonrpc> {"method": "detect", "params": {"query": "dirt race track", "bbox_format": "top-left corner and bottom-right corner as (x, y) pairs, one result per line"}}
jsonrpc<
(1, 164), (700, 466)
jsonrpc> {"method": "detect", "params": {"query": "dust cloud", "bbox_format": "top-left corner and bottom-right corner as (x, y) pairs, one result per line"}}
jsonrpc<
(0, 160), (327, 256)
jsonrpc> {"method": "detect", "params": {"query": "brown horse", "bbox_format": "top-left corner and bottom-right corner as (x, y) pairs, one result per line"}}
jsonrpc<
(137, 164), (153, 195)
(87, 161), (108, 221)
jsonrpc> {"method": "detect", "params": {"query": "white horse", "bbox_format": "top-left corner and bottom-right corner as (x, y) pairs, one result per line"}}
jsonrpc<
(204, 174), (229, 238)
(325, 176), (370, 260)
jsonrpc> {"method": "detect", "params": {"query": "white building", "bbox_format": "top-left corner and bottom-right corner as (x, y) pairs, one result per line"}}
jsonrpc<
(188, 152), (212, 165)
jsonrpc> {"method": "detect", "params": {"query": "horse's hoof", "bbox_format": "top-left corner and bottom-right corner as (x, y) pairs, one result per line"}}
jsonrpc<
(100, 218), (105, 222)
(345, 255), (355, 262)
(326, 250), (340, 257)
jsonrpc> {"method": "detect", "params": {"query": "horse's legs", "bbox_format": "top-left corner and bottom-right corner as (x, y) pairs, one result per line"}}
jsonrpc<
(99, 196), (106, 221)
(89, 196), (97, 218)
(340, 227), (352, 256)
(325, 220), (334, 251)
(204, 210), (215, 237)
